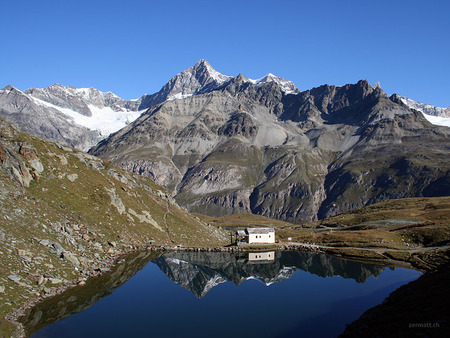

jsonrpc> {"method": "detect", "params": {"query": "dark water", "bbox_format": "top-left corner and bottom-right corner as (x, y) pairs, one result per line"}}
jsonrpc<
(24, 251), (420, 338)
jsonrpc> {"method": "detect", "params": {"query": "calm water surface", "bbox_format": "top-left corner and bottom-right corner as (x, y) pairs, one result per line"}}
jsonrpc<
(25, 251), (420, 338)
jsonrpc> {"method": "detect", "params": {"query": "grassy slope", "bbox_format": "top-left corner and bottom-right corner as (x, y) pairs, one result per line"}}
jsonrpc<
(194, 212), (295, 229)
(0, 119), (226, 336)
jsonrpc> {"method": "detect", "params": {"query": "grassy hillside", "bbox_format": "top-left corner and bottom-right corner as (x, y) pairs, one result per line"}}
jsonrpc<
(0, 118), (226, 336)
(194, 212), (295, 229)
(277, 197), (450, 269)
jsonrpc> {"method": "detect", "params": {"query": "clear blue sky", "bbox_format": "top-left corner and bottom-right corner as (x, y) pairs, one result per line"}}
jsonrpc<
(1, 0), (449, 107)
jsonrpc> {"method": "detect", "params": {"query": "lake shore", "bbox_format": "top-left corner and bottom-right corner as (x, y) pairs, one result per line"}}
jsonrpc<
(5, 240), (448, 337)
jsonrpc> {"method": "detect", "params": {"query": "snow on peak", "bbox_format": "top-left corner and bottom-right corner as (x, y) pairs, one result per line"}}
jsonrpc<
(30, 95), (144, 137)
(193, 59), (231, 84)
(164, 60), (232, 101)
(204, 62), (230, 83)
(398, 95), (450, 128)
(249, 73), (300, 94)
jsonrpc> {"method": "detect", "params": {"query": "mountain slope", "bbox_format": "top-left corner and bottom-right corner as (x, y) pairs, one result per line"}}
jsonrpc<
(0, 60), (299, 153)
(0, 117), (226, 334)
(90, 67), (450, 223)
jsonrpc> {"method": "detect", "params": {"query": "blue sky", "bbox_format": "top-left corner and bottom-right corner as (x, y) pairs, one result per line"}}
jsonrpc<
(1, 0), (449, 107)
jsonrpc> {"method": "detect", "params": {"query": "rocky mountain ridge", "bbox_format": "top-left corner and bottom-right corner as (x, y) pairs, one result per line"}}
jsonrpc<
(397, 94), (450, 118)
(1, 60), (449, 223)
(0, 60), (302, 152)
(0, 86), (103, 151)
(396, 94), (450, 128)
(24, 84), (139, 116)
(90, 63), (450, 223)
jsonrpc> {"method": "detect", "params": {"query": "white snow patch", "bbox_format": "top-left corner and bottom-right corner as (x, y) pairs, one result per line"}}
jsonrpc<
(165, 258), (187, 265)
(204, 62), (231, 83)
(422, 113), (450, 128)
(31, 97), (143, 136)
(168, 92), (193, 101)
(248, 73), (299, 94)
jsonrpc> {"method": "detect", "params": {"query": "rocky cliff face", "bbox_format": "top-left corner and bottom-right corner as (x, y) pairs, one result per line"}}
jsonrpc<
(90, 62), (450, 223)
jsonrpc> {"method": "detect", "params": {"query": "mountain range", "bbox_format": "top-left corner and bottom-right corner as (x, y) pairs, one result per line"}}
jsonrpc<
(0, 60), (302, 152)
(1, 60), (449, 223)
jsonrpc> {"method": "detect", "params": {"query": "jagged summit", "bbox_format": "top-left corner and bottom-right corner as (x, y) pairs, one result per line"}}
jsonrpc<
(193, 59), (231, 84)
(249, 73), (300, 94)
(138, 60), (300, 109)
(137, 59), (229, 109)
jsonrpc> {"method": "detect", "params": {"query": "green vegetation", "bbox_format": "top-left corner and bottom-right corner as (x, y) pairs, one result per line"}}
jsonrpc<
(195, 212), (294, 229)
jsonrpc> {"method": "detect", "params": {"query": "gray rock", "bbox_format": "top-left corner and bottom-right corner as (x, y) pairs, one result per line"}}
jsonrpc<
(8, 275), (21, 282)
(49, 278), (63, 285)
(93, 242), (103, 249)
(39, 239), (50, 246)
(52, 243), (65, 253)
(61, 252), (80, 267)
(64, 226), (74, 236)
(0, 285), (4, 293)
(67, 173), (78, 182)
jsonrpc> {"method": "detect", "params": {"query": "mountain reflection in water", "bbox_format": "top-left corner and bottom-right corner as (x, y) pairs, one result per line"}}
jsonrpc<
(24, 251), (419, 338)
(153, 251), (385, 298)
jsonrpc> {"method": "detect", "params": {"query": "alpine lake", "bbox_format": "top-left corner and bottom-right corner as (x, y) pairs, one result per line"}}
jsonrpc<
(21, 250), (420, 338)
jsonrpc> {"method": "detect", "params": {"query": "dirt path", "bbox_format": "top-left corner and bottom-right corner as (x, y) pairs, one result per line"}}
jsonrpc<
(285, 242), (450, 255)
(163, 201), (174, 243)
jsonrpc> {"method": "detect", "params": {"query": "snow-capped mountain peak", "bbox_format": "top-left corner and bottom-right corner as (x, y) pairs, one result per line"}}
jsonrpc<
(195, 59), (231, 84)
(165, 59), (232, 101)
(249, 72), (300, 94)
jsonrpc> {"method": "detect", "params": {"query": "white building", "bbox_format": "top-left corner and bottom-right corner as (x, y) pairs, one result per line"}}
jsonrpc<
(236, 228), (275, 244)
(248, 251), (275, 261)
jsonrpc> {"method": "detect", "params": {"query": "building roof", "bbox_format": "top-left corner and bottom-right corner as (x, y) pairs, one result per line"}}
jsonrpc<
(246, 227), (275, 234)
(236, 230), (246, 237)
